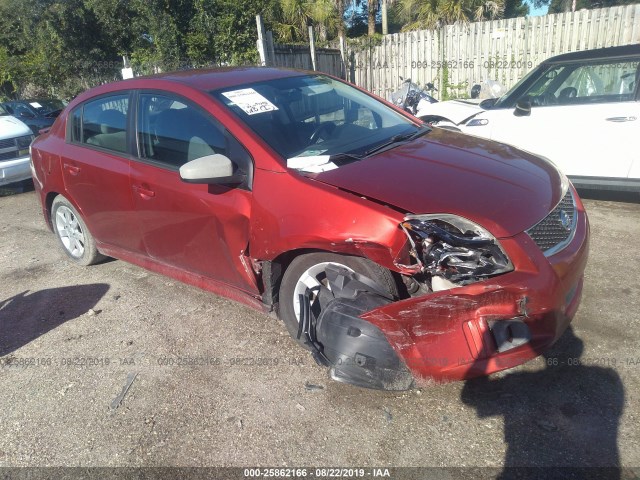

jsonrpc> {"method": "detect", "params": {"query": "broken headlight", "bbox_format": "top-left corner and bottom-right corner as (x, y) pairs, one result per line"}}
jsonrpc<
(400, 214), (513, 287)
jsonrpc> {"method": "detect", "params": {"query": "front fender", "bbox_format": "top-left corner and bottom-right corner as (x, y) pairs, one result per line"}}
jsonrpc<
(250, 168), (409, 272)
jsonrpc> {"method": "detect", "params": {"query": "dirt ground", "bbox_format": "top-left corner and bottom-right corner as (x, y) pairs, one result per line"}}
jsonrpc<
(1, 186), (639, 476)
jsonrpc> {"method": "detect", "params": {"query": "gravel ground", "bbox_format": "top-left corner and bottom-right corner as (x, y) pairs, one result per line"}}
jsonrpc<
(0, 187), (639, 475)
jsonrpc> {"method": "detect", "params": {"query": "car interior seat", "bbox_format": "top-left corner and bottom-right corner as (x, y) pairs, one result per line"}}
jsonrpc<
(85, 109), (127, 152)
(152, 108), (223, 167)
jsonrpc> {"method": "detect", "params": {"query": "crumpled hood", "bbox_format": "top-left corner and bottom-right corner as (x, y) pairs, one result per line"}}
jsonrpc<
(312, 128), (563, 238)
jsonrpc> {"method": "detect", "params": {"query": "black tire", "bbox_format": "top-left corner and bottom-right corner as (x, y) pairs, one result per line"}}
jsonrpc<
(278, 252), (398, 347)
(51, 195), (105, 266)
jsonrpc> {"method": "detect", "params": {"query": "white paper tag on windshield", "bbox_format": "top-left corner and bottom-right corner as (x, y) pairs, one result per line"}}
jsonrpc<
(287, 155), (337, 173)
(30, 102), (42, 108)
(221, 88), (278, 115)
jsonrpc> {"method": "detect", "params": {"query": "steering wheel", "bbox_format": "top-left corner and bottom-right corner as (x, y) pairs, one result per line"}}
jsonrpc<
(309, 123), (335, 144)
(558, 87), (577, 102)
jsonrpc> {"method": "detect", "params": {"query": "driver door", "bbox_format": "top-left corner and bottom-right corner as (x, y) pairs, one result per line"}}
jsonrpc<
(130, 92), (258, 294)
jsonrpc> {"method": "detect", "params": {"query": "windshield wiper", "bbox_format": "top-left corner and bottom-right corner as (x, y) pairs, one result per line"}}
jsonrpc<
(327, 152), (363, 163)
(364, 126), (431, 157)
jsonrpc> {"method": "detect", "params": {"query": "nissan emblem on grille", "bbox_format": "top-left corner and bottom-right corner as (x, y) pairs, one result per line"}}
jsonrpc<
(559, 209), (572, 231)
(526, 190), (576, 255)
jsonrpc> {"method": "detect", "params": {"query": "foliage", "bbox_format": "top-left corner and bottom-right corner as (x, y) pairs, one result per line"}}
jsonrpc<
(396, 0), (506, 30)
(0, 0), (275, 99)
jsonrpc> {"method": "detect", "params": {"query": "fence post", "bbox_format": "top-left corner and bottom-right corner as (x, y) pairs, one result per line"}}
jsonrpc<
(265, 31), (276, 66)
(308, 26), (317, 71)
(256, 15), (268, 66)
(339, 35), (346, 79)
(382, 0), (388, 35)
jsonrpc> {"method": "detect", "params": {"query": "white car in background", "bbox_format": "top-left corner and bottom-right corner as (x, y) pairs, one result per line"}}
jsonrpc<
(0, 104), (34, 187)
(419, 44), (640, 192)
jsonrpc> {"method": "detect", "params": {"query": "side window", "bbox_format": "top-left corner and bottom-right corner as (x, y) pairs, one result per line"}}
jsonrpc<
(80, 94), (129, 154)
(14, 103), (34, 117)
(553, 61), (639, 104)
(137, 93), (237, 169)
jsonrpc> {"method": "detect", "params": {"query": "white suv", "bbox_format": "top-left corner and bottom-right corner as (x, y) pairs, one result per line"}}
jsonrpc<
(0, 104), (34, 187)
(420, 44), (640, 192)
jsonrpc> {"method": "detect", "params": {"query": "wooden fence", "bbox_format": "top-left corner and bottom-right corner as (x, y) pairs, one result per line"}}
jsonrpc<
(256, 16), (345, 78)
(348, 4), (640, 100)
(258, 5), (640, 100)
(272, 44), (344, 77)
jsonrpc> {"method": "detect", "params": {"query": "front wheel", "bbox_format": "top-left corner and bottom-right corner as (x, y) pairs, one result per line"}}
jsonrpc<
(278, 252), (398, 347)
(51, 195), (104, 266)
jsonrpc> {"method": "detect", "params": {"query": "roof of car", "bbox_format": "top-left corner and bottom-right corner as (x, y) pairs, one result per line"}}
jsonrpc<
(128, 66), (309, 91)
(544, 43), (640, 64)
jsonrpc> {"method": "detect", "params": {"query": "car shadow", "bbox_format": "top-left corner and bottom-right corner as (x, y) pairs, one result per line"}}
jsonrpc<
(460, 327), (624, 479)
(0, 284), (110, 356)
(0, 179), (34, 197)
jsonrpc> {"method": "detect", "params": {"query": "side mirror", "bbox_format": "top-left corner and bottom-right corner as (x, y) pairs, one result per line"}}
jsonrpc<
(179, 154), (246, 186)
(514, 97), (532, 117)
(479, 98), (497, 110)
(20, 111), (35, 118)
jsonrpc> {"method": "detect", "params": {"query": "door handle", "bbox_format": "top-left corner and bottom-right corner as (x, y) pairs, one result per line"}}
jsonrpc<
(133, 185), (155, 199)
(605, 116), (637, 122)
(63, 163), (80, 176)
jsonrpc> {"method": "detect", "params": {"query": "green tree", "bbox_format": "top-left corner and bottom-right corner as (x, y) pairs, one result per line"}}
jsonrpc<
(0, 0), (279, 98)
(396, 0), (505, 30)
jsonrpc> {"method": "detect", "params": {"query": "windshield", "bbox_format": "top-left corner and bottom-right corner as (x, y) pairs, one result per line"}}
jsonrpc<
(212, 75), (419, 162)
(27, 99), (65, 115)
(0, 104), (8, 116)
(493, 67), (542, 108)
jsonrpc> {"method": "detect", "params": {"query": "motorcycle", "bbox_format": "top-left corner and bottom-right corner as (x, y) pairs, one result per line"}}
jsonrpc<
(389, 78), (438, 116)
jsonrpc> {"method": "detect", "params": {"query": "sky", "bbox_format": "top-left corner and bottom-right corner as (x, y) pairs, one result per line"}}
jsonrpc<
(527, 1), (549, 16)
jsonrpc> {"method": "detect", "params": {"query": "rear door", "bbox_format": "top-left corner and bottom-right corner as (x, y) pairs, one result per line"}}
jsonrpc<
(129, 91), (258, 294)
(61, 93), (142, 253)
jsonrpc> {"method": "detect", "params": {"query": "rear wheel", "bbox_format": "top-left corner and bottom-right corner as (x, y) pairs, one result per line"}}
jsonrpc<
(278, 252), (398, 347)
(52, 195), (104, 266)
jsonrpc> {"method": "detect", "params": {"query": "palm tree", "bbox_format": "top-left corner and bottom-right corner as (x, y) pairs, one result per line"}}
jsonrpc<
(368, 0), (377, 35)
(397, 0), (503, 30)
(275, 0), (338, 41)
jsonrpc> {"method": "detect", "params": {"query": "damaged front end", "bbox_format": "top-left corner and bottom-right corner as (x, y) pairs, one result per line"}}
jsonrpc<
(293, 216), (522, 391)
(398, 214), (513, 292)
(295, 206), (588, 390)
(297, 266), (414, 391)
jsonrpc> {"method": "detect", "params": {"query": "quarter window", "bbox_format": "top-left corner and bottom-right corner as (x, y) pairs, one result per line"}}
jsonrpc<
(69, 108), (82, 143)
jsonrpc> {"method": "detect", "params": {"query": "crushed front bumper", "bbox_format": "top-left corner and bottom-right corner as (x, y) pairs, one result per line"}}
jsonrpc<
(361, 207), (589, 384)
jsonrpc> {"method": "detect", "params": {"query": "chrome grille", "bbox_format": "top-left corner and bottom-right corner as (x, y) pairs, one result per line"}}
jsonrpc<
(526, 190), (576, 256)
(0, 135), (33, 163)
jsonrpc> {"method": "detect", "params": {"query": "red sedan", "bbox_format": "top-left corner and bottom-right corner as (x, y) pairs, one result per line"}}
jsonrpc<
(30, 68), (589, 390)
